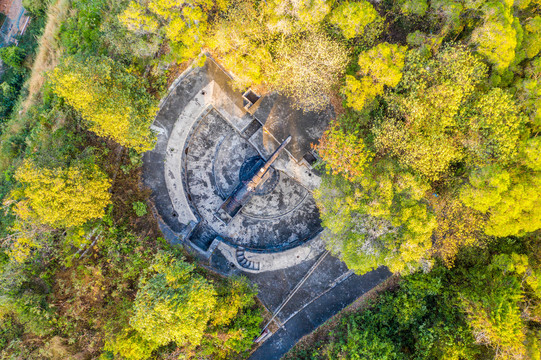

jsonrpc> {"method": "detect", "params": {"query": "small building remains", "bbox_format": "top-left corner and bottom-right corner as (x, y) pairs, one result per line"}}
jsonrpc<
(0, 0), (30, 48)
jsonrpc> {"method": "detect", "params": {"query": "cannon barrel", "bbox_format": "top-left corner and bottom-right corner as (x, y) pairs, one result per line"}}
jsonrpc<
(219, 136), (291, 219)
(247, 135), (291, 191)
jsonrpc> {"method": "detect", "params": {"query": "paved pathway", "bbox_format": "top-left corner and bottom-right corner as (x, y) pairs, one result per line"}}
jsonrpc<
(249, 266), (391, 360)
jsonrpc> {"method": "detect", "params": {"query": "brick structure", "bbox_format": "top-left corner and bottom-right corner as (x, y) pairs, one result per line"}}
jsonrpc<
(0, 0), (14, 16)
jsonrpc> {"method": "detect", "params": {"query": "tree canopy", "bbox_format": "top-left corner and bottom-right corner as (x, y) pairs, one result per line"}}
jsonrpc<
(1, 0), (541, 358)
(9, 160), (111, 229)
(50, 56), (158, 152)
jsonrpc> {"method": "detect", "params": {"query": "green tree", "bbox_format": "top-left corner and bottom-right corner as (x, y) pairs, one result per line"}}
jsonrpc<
(130, 252), (217, 348)
(457, 253), (535, 359)
(343, 42), (407, 111)
(198, 277), (262, 359)
(287, 236), (541, 359)
(315, 162), (435, 275)
(50, 56), (158, 152)
(400, 0), (429, 16)
(470, 1), (518, 71)
(108, 255), (261, 359)
(521, 16), (541, 59)
(430, 0), (465, 33)
(22, 0), (51, 15)
(514, 56), (541, 131)
(104, 330), (156, 360)
(284, 265), (478, 359)
(523, 137), (541, 171)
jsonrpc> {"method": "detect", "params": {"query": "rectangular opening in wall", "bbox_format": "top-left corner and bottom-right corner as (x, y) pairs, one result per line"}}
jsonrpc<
(243, 89), (260, 104)
(243, 119), (262, 139)
(303, 151), (318, 166)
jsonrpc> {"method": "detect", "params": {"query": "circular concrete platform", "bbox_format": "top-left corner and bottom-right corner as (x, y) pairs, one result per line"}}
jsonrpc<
(184, 108), (321, 251)
(143, 60), (325, 258)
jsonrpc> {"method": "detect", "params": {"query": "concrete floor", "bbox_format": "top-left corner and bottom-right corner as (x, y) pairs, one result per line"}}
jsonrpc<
(184, 107), (322, 251)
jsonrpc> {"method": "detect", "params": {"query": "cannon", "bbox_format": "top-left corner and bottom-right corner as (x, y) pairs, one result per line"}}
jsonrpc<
(216, 136), (291, 222)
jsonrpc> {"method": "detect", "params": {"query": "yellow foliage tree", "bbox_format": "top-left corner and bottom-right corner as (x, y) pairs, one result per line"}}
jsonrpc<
(207, 1), (273, 89)
(267, 0), (331, 29)
(374, 121), (464, 181)
(460, 166), (541, 237)
(373, 46), (495, 180)
(10, 160), (112, 229)
(119, 0), (221, 61)
(357, 43), (407, 87)
(459, 165), (511, 213)
(329, 0), (381, 39)
(5, 220), (45, 263)
(209, 0), (347, 111)
(523, 137), (541, 171)
(484, 172), (541, 237)
(466, 88), (525, 164)
(470, 1), (518, 71)
(432, 196), (486, 267)
(274, 31), (348, 111)
(343, 42), (407, 111)
(50, 57), (158, 152)
(342, 75), (384, 112)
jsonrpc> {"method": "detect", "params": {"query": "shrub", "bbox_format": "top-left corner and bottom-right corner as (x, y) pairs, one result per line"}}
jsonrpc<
(0, 46), (26, 71)
(132, 201), (147, 217)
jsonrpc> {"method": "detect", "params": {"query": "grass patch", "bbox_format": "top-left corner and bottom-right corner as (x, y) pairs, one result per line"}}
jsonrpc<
(283, 275), (400, 359)
(23, 0), (69, 109)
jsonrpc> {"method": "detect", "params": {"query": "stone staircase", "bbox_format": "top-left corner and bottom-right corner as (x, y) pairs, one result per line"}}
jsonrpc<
(236, 247), (260, 271)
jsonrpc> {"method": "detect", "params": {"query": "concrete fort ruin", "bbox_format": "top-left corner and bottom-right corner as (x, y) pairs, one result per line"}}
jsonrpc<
(143, 56), (331, 271)
(142, 56), (390, 359)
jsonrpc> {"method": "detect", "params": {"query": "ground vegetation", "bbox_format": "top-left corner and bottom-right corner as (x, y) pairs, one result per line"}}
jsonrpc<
(0, 0), (540, 358)
(0, 1), (263, 359)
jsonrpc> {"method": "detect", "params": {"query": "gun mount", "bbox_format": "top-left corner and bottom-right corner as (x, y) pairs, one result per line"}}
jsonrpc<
(217, 136), (292, 221)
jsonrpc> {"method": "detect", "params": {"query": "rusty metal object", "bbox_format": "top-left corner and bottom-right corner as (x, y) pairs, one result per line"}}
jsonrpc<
(218, 136), (291, 219)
